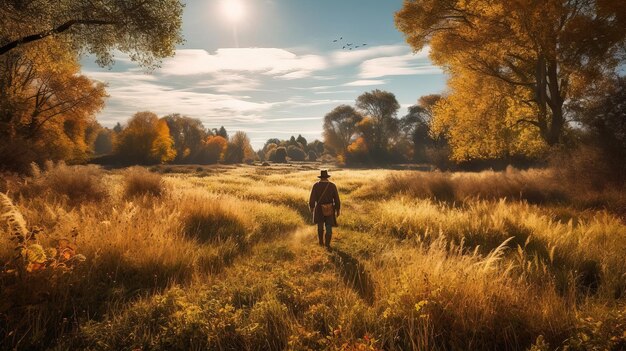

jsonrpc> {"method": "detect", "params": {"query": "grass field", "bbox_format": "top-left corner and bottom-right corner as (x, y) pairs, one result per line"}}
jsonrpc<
(1, 163), (625, 350)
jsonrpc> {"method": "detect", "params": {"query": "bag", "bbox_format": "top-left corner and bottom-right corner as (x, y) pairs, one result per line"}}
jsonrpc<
(321, 203), (334, 217)
(318, 182), (335, 217)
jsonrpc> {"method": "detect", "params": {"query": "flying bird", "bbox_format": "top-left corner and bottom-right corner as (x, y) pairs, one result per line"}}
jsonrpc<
(362, 43), (367, 46)
(333, 39), (337, 42)
(347, 43), (352, 46)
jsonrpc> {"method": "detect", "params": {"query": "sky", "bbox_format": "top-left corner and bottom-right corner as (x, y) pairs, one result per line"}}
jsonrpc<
(81, 0), (448, 149)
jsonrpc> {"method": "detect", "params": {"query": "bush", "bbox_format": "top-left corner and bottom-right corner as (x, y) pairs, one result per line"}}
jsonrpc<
(287, 145), (306, 161)
(25, 162), (108, 204)
(123, 166), (165, 198)
(307, 150), (318, 161)
(270, 147), (288, 163)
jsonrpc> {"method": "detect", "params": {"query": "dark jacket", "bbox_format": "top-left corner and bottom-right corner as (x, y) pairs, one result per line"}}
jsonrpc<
(308, 180), (340, 226)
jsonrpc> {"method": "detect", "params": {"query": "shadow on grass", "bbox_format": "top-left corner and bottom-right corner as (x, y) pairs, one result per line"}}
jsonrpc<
(328, 247), (375, 304)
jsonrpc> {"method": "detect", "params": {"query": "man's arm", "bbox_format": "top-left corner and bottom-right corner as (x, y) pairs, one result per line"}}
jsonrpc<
(333, 184), (341, 217)
(308, 184), (316, 211)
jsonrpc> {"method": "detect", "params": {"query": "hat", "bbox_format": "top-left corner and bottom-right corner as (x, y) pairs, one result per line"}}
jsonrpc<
(318, 169), (331, 179)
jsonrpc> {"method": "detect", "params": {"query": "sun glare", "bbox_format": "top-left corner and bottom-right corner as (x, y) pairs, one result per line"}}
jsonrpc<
(221, 0), (246, 23)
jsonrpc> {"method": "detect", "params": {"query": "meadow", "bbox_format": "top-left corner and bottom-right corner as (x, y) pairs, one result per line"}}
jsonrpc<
(1, 163), (625, 350)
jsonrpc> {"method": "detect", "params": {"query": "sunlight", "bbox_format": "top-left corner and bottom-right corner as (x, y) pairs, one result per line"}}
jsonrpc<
(221, 0), (245, 23)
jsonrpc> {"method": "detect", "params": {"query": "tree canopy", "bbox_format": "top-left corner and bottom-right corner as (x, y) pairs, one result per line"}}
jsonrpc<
(0, 0), (184, 67)
(396, 0), (626, 146)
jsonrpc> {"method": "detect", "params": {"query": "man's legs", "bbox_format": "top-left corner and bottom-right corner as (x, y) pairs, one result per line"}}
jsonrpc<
(317, 222), (324, 245)
(324, 217), (333, 248)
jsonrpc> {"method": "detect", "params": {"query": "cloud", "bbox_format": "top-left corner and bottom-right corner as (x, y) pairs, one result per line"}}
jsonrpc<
(344, 79), (386, 86)
(159, 48), (328, 78)
(330, 45), (407, 66)
(358, 48), (442, 79)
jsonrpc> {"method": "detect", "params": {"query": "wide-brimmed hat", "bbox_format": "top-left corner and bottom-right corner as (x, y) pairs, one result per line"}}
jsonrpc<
(318, 169), (331, 179)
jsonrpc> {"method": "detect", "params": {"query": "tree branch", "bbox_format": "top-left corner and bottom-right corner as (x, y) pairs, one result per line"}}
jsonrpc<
(0, 19), (116, 55)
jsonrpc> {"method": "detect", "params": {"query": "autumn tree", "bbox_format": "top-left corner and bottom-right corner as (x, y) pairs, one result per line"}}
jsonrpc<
(0, 0), (184, 68)
(396, 0), (626, 147)
(115, 112), (176, 164)
(0, 39), (106, 170)
(400, 95), (442, 162)
(197, 135), (227, 164)
(94, 128), (114, 155)
(323, 105), (363, 156)
(355, 89), (401, 160)
(163, 114), (207, 163)
(225, 131), (255, 164)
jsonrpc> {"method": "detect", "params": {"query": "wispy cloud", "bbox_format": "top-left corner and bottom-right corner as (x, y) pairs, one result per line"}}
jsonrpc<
(358, 48), (442, 79)
(344, 79), (386, 86)
(160, 48), (328, 78)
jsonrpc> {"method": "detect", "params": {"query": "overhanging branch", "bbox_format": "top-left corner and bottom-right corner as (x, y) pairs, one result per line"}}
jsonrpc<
(0, 19), (116, 55)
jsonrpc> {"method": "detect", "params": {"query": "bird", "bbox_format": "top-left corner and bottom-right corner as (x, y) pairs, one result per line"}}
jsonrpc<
(333, 39), (337, 42)
(349, 48), (352, 50)
(355, 45), (360, 48)
(347, 43), (352, 46)
(362, 43), (367, 46)
(342, 46), (346, 49)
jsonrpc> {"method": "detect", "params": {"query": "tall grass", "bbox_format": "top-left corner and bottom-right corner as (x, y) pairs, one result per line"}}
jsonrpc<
(1, 165), (625, 350)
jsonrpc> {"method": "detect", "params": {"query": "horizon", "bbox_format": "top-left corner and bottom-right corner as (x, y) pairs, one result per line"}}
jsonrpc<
(81, 0), (447, 149)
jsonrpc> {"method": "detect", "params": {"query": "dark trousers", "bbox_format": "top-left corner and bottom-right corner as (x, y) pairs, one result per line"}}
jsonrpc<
(317, 216), (333, 246)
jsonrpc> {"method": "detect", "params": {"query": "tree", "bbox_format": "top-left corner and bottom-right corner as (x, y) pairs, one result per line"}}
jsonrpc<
(0, 39), (106, 170)
(431, 70), (547, 161)
(225, 131), (254, 164)
(323, 105), (363, 155)
(396, 0), (626, 146)
(94, 128), (114, 155)
(0, 0), (184, 68)
(271, 147), (288, 163)
(213, 126), (229, 140)
(115, 111), (176, 164)
(113, 122), (123, 134)
(198, 135), (227, 164)
(296, 134), (308, 147)
(287, 145), (306, 161)
(400, 95), (442, 162)
(151, 119), (176, 163)
(307, 150), (318, 161)
(163, 114), (207, 163)
(355, 89), (400, 158)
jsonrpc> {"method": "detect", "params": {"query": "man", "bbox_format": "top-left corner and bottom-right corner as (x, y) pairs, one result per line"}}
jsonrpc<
(308, 169), (340, 248)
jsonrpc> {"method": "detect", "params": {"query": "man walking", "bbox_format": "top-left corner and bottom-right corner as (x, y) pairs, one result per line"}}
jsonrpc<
(309, 169), (340, 248)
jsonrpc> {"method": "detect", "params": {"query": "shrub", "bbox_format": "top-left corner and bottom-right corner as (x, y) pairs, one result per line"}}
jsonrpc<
(24, 162), (108, 204)
(181, 199), (247, 244)
(307, 150), (317, 161)
(270, 147), (288, 163)
(287, 145), (306, 161)
(123, 166), (165, 198)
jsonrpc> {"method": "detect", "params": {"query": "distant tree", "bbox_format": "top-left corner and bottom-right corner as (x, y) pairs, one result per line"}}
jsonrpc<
(355, 89), (400, 159)
(113, 122), (123, 134)
(287, 145), (306, 161)
(270, 146), (288, 163)
(309, 140), (325, 155)
(151, 119), (176, 163)
(163, 114), (207, 163)
(400, 95), (441, 162)
(396, 0), (626, 146)
(264, 138), (281, 150)
(0, 0), (184, 68)
(94, 128), (114, 155)
(225, 131), (254, 164)
(346, 137), (369, 164)
(323, 105), (363, 156)
(115, 111), (176, 164)
(307, 150), (318, 161)
(296, 134), (308, 147)
(213, 126), (229, 140)
(198, 135), (227, 164)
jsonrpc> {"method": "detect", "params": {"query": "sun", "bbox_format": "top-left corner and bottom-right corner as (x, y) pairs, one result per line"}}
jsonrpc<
(221, 0), (246, 23)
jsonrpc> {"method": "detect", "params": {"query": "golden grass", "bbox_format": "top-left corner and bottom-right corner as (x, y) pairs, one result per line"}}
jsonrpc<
(1, 165), (625, 350)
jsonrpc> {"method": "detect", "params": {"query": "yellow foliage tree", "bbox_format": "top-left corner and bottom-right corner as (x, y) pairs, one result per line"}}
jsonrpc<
(0, 38), (106, 170)
(396, 0), (626, 147)
(115, 112), (176, 164)
(151, 119), (176, 164)
(431, 70), (547, 161)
